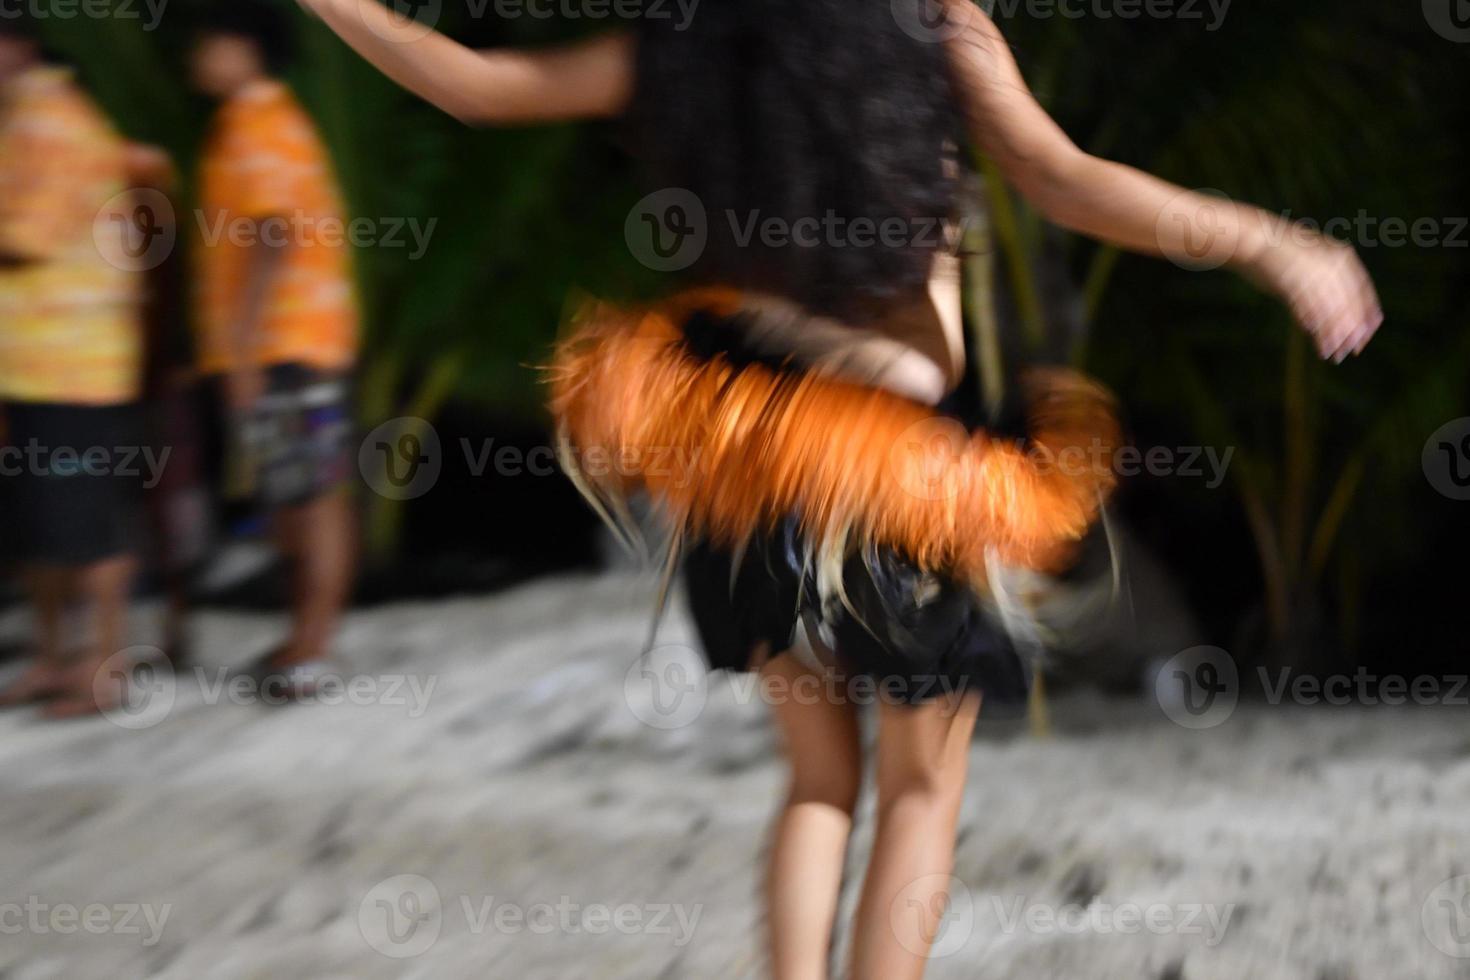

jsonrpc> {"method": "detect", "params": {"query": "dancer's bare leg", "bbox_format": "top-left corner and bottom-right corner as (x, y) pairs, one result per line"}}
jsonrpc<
(762, 652), (863, 980)
(272, 489), (355, 666)
(848, 688), (981, 980)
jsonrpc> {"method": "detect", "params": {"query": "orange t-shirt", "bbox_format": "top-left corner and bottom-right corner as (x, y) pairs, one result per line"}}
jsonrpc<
(195, 80), (358, 374)
(0, 67), (142, 405)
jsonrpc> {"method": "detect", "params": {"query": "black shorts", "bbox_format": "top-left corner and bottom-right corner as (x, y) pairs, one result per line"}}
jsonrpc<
(1, 402), (144, 566)
(678, 311), (1032, 707)
(684, 518), (1032, 706)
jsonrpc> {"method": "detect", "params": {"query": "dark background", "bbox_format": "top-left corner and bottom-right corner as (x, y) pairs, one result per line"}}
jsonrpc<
(29, 0), (1470, 681)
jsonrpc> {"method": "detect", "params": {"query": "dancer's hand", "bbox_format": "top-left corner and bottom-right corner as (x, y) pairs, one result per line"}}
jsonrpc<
(1242, 227), (1383, 362)
(941, 1), (1385, 363)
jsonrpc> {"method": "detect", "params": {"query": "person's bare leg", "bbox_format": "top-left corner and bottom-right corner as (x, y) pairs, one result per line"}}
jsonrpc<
(84, 555), (136, 664)
(848, 689), (981, 980)
(273, 490), (355, 666)
(45, 555), (137, 718)
(762, 653), (863, 980)
(159, 571), (192, 666)
(27, 566), (68, 664)
(0, 566), (72, 705)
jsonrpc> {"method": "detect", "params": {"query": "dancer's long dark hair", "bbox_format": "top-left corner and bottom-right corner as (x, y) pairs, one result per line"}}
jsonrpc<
(633, 0), (963, 323)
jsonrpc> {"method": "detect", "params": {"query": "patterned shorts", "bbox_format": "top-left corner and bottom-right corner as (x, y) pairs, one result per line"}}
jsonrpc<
(244, 365), (353, 510)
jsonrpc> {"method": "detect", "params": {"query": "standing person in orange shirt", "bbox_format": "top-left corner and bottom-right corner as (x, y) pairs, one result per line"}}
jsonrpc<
(0, 16), (154, 717)
(190, 1), (360, 689)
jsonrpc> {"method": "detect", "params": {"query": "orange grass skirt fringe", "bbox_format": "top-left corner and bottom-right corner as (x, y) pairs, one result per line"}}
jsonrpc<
(546, 290), (1122, 593)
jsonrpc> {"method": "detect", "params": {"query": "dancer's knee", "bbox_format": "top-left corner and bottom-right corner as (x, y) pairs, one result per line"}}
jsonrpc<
(787, 725), (864, 816)
(874, 747), (968, 817)
(786, 749), (862, 815)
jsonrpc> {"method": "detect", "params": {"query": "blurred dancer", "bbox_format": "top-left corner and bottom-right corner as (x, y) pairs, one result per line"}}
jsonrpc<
(0, 18), (148, 717)
(190, 2), (359, 686)
(302, 1), (1382, 976)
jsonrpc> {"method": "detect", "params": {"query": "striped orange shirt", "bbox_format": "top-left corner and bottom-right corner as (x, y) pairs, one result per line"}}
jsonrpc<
(0, 67), (142, 405)
(195, 80), (359, 375)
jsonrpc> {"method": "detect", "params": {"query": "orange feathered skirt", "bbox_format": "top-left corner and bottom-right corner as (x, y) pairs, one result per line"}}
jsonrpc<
(546, 290), (1121, 701)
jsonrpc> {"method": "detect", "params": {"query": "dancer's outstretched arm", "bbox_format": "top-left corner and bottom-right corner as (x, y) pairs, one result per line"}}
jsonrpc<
(942, 0), (1382, 362)
(296, 0), (632, 123)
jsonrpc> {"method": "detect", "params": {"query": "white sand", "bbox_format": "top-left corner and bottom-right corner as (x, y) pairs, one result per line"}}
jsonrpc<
(0, 572), (1466, 979)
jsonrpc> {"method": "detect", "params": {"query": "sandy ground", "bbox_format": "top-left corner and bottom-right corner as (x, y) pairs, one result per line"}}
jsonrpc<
(0, 571), (1467, 980)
